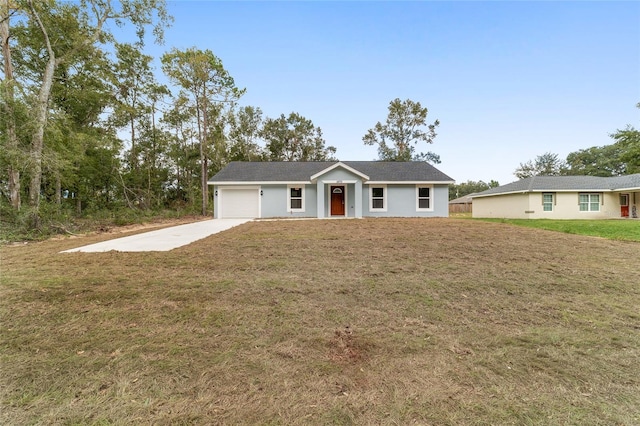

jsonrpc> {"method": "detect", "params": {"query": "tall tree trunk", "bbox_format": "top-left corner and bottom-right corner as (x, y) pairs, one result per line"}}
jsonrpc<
(7, 162), (20, 210)
(25, 0), (110, 218)
(197, 95), (209, 216)
(151, 100), (157, 207)
(55, 173), (61, 206)
(28, 55), (56, 211)
(1, 0), (21, 210)
(26, 0), (58, 217)
(130, 112), (137, 171)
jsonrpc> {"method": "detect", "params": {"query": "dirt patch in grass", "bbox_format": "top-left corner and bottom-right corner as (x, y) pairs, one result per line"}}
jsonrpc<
(54, 214), (208, 239)
(1, 218), (639, 424)
(328, 326), (372, 365)
(3, 215), (208, 249)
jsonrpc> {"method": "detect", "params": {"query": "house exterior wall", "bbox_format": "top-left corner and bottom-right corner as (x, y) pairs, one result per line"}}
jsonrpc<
(260, 184), (317, 218)
(473, 191), (636, 219)
(212, 184), (317, 219)
(433, 185), (452, 217)
(363, 184), (449, 217)
(213, 164), (452, 219)
(527, 192), (619, 219)
(472, 193), (530, 218)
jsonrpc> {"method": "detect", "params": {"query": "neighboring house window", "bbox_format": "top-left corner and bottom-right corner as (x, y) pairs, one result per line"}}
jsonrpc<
(288, 186), (305, 212)
(542, 193), (554, 212)
(579, 193), (600, 212)
(370, 185), (387, 211)
(416, 185), (433, 211)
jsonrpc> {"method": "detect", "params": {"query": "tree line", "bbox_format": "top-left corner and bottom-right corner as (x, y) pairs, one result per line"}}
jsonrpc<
(514, 108), (640, 180)
(0, 1), (341, 228)
(448, 105), (639, 201)
(1, 2), (444, 234)
(5, 1), (634, 231)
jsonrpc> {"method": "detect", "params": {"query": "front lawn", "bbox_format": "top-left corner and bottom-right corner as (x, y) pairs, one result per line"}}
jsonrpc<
(1, 218), (639, 424)
(477, 218), (640, 242)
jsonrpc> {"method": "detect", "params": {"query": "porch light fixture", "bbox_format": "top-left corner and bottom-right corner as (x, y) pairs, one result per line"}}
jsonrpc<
(260, 190), (263, 196)
(214, 190), (218, 196)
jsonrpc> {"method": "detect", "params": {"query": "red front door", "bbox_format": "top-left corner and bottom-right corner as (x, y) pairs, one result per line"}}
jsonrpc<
(620, 194), (629, 217)
(331, 186), (345, 216)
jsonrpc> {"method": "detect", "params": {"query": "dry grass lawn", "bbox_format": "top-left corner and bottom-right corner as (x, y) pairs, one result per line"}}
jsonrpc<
(1, 218), (639, 425)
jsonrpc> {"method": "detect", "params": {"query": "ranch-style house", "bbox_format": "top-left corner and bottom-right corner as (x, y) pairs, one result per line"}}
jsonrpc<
(472, 174), (640, 219)
(208, 161), (454, 219)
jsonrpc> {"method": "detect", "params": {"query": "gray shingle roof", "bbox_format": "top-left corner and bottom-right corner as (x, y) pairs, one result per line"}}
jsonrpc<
(208, 161), (454, 183)
(473, 174), (640, 197)
(449, 193), (477, 204)
(342, 161), (454, 182)
(209, 162), (334, 182)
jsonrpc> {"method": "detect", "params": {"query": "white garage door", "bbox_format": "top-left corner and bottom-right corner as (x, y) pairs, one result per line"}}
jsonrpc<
(220, 188), (259, 218)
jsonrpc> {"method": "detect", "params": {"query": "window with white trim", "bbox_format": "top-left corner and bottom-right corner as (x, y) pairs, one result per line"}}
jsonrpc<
(542, 193), (554, 212)
(288, 186), (305, 212)
(369, 185), (386, 211)
(579, 193), (600, 212)
(416, 185), (433, 211)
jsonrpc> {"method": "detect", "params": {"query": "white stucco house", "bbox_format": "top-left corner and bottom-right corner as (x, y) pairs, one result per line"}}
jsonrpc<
(472, 174), (640, 219)
(207, 161), (454, 219)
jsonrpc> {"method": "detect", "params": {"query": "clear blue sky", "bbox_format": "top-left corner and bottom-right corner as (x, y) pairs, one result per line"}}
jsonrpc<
(123, 1), (640, 185)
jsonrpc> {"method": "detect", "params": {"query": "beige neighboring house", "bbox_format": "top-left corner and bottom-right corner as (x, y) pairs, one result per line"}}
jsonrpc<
(472, 174), (640, 219)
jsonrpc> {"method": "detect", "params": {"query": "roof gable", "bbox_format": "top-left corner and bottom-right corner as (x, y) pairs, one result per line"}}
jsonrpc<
(309, 162), (370, 181)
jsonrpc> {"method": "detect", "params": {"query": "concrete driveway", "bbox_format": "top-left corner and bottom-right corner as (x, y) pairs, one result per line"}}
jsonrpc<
(60, 219), (251, 253)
